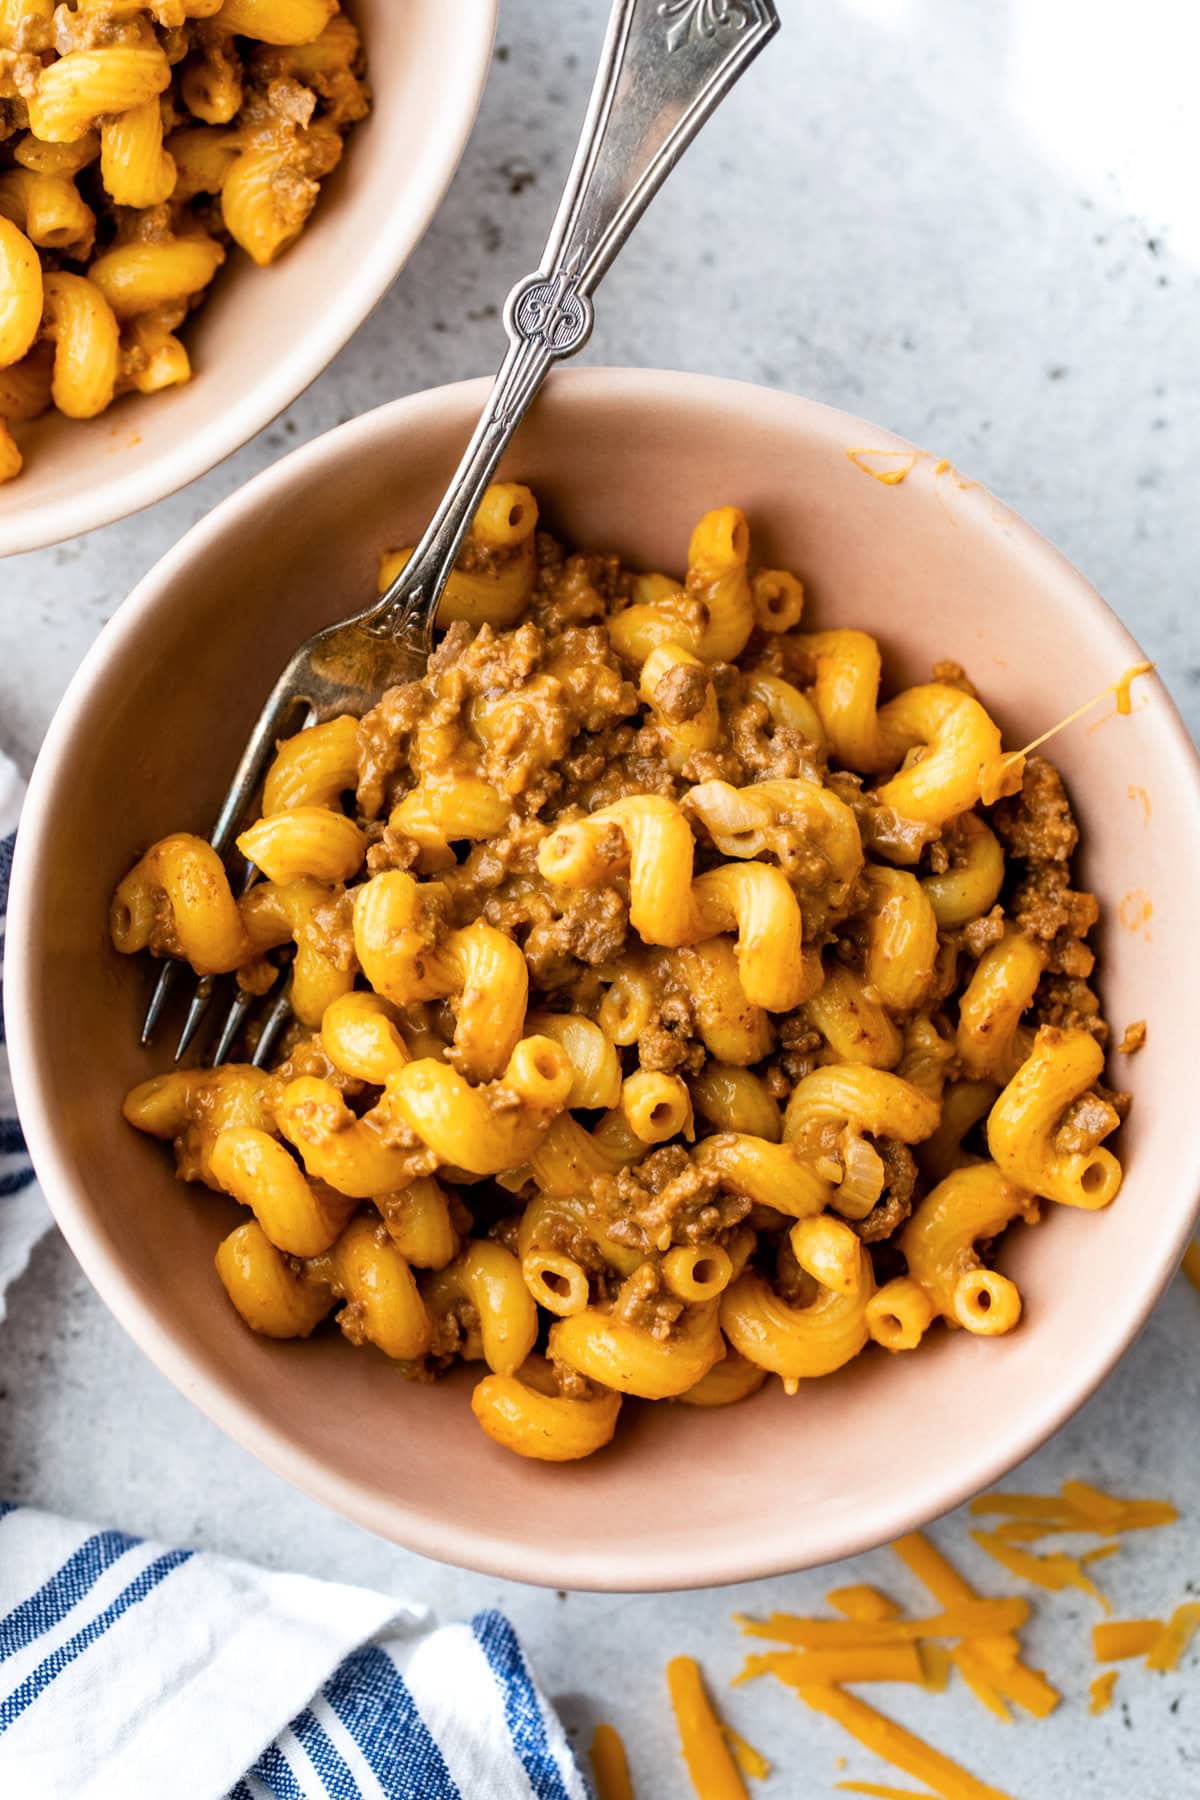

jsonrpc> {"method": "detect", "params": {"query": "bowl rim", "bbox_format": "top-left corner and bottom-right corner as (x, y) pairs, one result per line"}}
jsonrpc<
(0, 2), (498, 560)
(8, 368), (1200, 1590)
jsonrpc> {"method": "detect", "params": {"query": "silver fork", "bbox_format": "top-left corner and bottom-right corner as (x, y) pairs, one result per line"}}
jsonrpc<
(145, 0), (781, 1067)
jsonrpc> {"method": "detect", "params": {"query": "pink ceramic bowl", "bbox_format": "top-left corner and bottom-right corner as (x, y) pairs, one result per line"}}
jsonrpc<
(7, 371), (1200, 1590)
(0, 0), (497, 557)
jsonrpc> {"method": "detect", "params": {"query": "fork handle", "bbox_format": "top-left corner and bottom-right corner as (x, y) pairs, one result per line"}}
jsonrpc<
(368, 0), (780, 646)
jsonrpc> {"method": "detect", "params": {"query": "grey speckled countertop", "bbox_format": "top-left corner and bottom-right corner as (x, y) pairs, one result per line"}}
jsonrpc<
(2, 3), (1199, 1795)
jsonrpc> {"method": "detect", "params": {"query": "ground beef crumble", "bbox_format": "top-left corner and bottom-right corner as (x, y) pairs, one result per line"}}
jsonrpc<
(850, 1140), (918, 1243)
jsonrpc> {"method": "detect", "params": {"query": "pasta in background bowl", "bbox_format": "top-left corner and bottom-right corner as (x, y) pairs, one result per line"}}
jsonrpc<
(7, 370), (1200, 1589)
(0, 0), (497, 555)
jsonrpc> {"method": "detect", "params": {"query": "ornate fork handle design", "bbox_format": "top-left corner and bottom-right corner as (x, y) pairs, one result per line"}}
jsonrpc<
(366, 0), (779, 646)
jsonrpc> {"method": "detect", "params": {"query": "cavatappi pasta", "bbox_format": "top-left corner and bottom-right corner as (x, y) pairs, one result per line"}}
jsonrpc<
(0, 0), (369, 480)
(111, 487), (1130, 1462)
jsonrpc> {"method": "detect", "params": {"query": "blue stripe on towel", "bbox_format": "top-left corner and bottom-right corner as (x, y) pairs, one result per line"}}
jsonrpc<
(473, 1610), (573, 1800)
(0, 1167), (34, 1198)
(0, 833), (14, 910)
(324, 1645), (459, 1799)
(290, 1706), (362, 1800)
(242, 1740), (308, 1800)
(0, 1548), (192, 1733)
(0, 1529), (140, 1660)
(0, 1120), (27, 1155)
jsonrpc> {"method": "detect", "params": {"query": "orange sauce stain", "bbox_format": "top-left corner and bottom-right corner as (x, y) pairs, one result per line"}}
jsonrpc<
(1115, 660), (1153, 713)
(1127, 783), (1152, 823)
(1118, 888), (1153, 940)
(929, 456), (967, 527)
(930, 454), (978, 491)
(1081, 663), (1155, 734)
(847, 448), (918, 485)
(1086, 698), (1147, 736)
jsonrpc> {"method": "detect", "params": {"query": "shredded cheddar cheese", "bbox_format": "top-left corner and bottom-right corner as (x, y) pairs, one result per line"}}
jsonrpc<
(995, 1518), (1117, 1546)
(590, 1722), (635, 1800)
(956, 1643), (1060, 1724)
(985, 1659), (1059, 1721)
(827, 1586), (901, 1623)
(949, 1646), (1011, 1724)
(794, 1685), (1016, 1800)
(969, 1531), (1110, 1612)
(721, 1725), (771, 1781)
(1146, 1604), (1200, 1673)
(736, 1648), (927, 1689)
(920, 1644), (953, 1693)
(987, 1524), (1124, 1553)
(1092, 1619), (1163, 1662)
(967, 1495), (1073, 1522)
(889, 1531), (975, 1605)
(668, 1480), (1188, 1800)
(890, 1535), (1010, 1725)
(990, 1521), (1073, 1543)
(667, 1656), (750, 1800)
(1088, 1671), (1118, 1716)
(735, 1600), (1029, 1650)
(1059, 1481), (1176, 1533)
(969, 1484), (1176, 1538)
(1058, 1481), (1128, 1528)
(891, 1532), (1059, 1722)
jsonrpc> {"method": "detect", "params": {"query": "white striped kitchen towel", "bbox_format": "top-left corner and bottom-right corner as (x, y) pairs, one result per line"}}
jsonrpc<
(0, 755), (51, 1320)
(0, 1504), (590, 1799)
(0, 749), (591, 1799)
